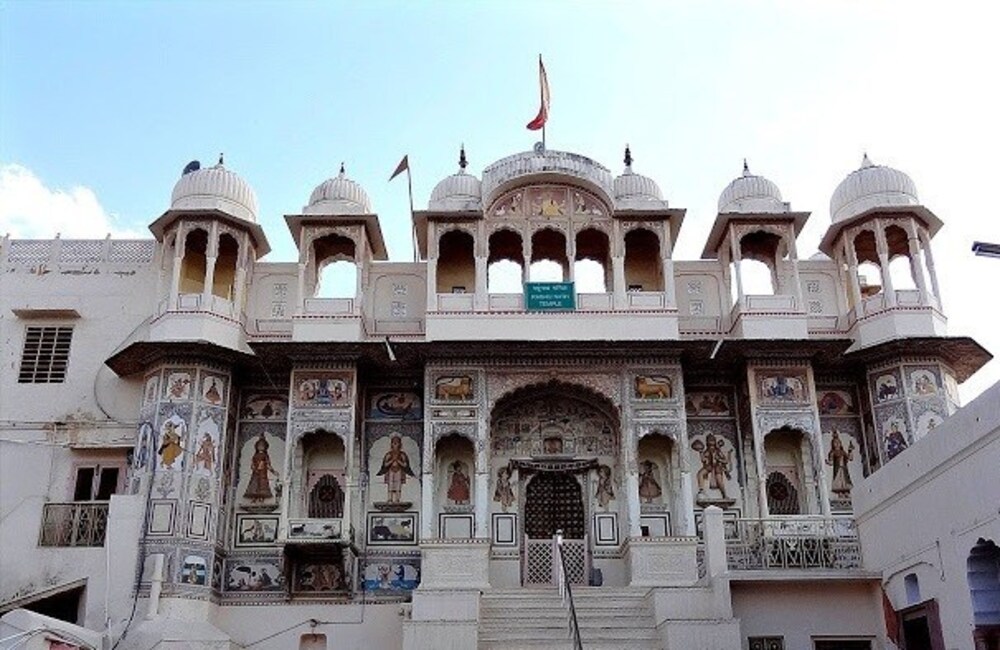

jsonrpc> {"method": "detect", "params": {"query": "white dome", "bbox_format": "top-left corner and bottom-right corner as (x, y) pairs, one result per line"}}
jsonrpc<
(429, 171), (482, 211)
(718, 163), (787, 213)
(830, 155), (919, 223)
(612, 147), (667, 209)
(170, 161), (258, 223)
(305, 166), (371, 215)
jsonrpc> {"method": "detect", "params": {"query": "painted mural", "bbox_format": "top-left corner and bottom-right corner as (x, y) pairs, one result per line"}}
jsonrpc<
(446, 460), (471, 506)
(225, 559), (284, 592)
(823, 428), (859, 509)
(294, 562), (348, 593)
(157, 411), (189, 471)
(685, 391), (731, 417)
(293, 371), (352, 408)
(369, 433), (419, 510)
(638, 460), (663, 505)
(143, 373), (160, 406)
(490, 395), (617, 457)
(493, 465), (515, 512)
(595, 464), (615, 510)
(882, 416), (910, 461)
(241, 394), (288, 421)
(181, 554), (208, 586)
(872, 370), (902, 403)
(236, 515), (279, 546)
(691, 432), (736, 504)
(164, 370), (194, 401)
(193, 408), (222, 477)
(434, 376), (474, 402)
(236, 427), (284, 512)
(201, 374), (227, 406)
(758, 371), (808, 404)
(369, 391), (422, 420)
(361, 558), (420, 594)
(635, 375), (673, 400)
(817, 390), (855, 415)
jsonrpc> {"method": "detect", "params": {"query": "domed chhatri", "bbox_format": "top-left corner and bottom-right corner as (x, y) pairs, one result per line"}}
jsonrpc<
(718, 161), (787, 214)
(170, 156), (259, 223)
(305, 163), (372, 215)
(830, 154), (920, 224)
(429, 146), (482, 211)
(613, 145), (667, 209)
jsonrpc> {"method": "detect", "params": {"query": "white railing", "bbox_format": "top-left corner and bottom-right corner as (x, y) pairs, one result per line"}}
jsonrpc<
(724, 517), (862, 571)
(3, 237), (155, 266)
(38, 502), (109, 547)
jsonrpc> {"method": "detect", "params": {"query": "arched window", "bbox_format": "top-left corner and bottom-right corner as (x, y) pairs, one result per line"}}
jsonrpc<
(904, 572), (921, 605)
(738, 231), (782, 296)
(530, 228), (568, 282)
(297, 431), (346, 520)
(179, 228), (208, 294)
(853, 230), (881, 297)
(637, 434), (674, 535)
(488, 229), (524, 294)
(435, 433), (475, 539)
(212, 233), (239, 299)
(886, 225), (917, 291)
(624, 228), (663, 291)
(312, 234), (356, 299)
(436, 229), (475, 294)
(764, 428), (813, 515)
(968, 539), (1000, 627)
(575, 228), (610, 293)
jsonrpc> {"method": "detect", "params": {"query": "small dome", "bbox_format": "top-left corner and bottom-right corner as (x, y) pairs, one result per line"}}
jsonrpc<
(170, 159), (258, 223)
(612, 146), (666, 209)
(718, 162), (787, 213)
(429, 146), (482, 211)
(830, 154), (919, 223)
(305, 165), (371, 215)
(429, 172), (482, 211)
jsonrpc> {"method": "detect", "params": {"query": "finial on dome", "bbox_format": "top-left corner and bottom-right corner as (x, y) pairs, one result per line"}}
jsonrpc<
(459, 144), (468, 171)
(218, 153), (224, 166)
(742, 158), (750, 176)
(339, 162), (346, 176)
(861, 152), (873, 169)
(623, 144), (633, 171)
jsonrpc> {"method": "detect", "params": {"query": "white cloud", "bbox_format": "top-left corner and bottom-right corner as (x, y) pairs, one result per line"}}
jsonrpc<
(0, 163), (140, 239)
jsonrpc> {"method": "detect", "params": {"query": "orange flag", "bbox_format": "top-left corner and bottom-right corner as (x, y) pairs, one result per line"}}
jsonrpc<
(526, 56), (549, 131)
(389, 155), (409, 182)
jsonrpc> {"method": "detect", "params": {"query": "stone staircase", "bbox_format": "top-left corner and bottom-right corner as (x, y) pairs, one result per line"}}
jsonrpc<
(478, 587), (662, 650)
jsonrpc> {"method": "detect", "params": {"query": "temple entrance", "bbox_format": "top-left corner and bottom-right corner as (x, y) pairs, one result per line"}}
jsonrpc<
(522, 471), (588, 586)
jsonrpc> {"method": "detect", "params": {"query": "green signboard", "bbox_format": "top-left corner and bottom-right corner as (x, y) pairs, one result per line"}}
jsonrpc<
(525, 282), (576, 311)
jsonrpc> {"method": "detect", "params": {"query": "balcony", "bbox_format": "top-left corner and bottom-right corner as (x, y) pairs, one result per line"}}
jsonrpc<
(724, 517), (862, 571)
(38, 502), (109, 547)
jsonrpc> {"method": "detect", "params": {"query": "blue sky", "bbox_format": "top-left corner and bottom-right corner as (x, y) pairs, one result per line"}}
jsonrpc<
(2, 1), (999, 399)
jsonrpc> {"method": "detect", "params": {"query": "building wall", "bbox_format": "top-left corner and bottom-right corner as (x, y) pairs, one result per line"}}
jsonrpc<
(855, 381), (1000, 649)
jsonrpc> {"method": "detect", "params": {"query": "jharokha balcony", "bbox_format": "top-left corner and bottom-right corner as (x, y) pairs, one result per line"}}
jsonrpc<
(38, 501), (110, 548)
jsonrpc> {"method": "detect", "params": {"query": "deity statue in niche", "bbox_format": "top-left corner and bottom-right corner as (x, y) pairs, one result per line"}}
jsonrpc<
(638, 460), (662, 504)
(692, 434), (733, 502)
(825, 429), (854, 496)
(376, 435), (414, 505)
(595, 464), (615, 509)
(447, 460), (471, 505)
(244, 433), (280, 503)
(493, 465), (515, 511)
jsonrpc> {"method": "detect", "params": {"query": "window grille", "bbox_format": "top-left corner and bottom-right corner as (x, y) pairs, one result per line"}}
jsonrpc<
(18, 326), (73, 383)
(748, 637), (784, 650)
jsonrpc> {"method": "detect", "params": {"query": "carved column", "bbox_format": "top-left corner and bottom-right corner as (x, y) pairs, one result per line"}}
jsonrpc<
(730, 232), (745, 307)
(168, 223), (185, 310)
(786, 230), (804, 310)
(875, 224), (896, 306)
(920, 228), (942, 308)
(844, 237), (863, 311)
(662, 225), (676, 309)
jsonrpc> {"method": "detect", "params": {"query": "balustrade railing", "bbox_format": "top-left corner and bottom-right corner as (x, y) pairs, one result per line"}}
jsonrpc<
(38, 502), (109, 547)
(724, 517), (862, 571)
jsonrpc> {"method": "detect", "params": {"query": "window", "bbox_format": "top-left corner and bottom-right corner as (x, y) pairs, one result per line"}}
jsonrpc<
(748, 637), (784, 650)
(19, 326), (73, 383)
(73, 465), (121, 501)
(813, 640), (872, 650)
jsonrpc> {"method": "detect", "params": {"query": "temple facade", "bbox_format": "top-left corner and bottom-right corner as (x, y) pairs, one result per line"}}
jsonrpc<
(0, 144), (995, 650)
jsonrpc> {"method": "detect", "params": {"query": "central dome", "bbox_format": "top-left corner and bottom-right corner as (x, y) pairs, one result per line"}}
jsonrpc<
(718, 162), (786, 213)
(429, 147), (482, 211)
(170, 160), (258, 223)
(305, 165), (371, 215)
(830, 155), (919, 223)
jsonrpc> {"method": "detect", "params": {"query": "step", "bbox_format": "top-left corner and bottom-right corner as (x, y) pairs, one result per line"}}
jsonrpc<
(479, 642), (660, 650)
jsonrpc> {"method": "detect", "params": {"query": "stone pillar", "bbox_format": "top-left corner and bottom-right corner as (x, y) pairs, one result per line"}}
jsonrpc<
(703, 505), (727, 578)
(474, 471), (489, 538)
(875, 225), (896, 306)
(844, 238), (863, 311)
(421, 472), (434, 539)
(755, 433), (769, 518)
(168, 225), (185, 310)
(474, 255), (488, 311)
(612, 256), (626, 309)
(202, 255), (217, 306)
(626, 470), (641, 537)
(729, 234), (745, 306)
(787, 232), (804, 309)
(296, 262), (307, 315)
(921, 229), (942, 308)
(679, 470), (695, 536)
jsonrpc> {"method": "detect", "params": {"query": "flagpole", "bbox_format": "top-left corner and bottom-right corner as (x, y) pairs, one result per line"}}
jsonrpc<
(407, 164), (417, 263)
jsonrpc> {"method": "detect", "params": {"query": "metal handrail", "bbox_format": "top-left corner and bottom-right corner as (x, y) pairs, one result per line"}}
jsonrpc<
(555, 531), (583, 650)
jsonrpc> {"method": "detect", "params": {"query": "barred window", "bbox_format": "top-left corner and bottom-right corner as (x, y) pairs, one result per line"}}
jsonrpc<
(749, 638), (784, 650)
(18, 326), (73, 383)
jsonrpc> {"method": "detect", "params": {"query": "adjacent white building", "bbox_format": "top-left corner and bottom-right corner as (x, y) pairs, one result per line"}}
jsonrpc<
(0, 144), (994, 650)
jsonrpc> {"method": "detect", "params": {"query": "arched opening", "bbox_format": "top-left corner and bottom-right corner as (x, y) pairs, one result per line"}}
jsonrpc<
(853, 230), (882, 297)
(212, 233), (239, 300)
(436, 229), (475, 294)
(179, 228), (208, 294)
(435, 433), (475, 537)
(637, 434), (674, 536)
(312, 234), (356, 299)
(764, 428), (813, 515)
(299, 634), (327, 650)
(488, 229), (524, 293)
(968, 539), (1000, 629)
(298, 431), (346, 520)
(886, 225), (917, 291)
(574, 228), (610, 293)
(905, 572), (921, 605)
(738, 230), (782, 296)
(530, 228), (569, 282)
(624, 228), (663, 291)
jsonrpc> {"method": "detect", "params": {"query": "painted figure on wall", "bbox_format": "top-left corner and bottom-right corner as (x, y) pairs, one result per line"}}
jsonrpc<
(447, 460), (471, 505)
(244, 433), (279, 502)
(635, 375), (672, 399)
(166, 372), (192, 401)
(692, 434), (733, 500)
(377, 435), (414, 504)
(157, 414), (186, 469)
(203, 377), (224, 405)
(825, 429), (854, 496)
(134, 422), (153, 469)
(493, 465), (515, 511)
(761, 374), (805, 403)
(595, 464), (615, 509)
(884, 420), (909, 460)
(875, 374), (899, 402)
(911, 370), (938, 396)
(638, 460), (662, 504)
(195, 432), (216, 473)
